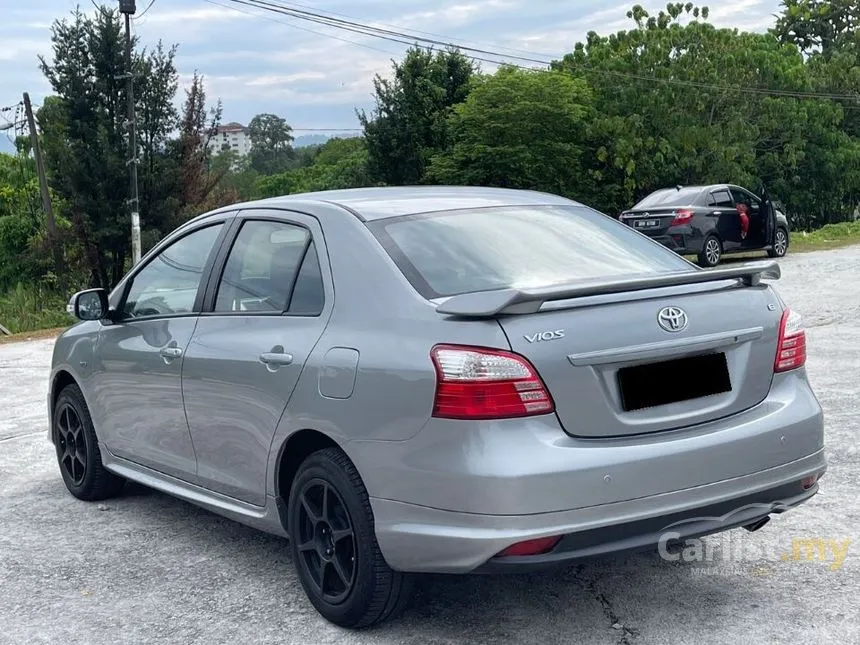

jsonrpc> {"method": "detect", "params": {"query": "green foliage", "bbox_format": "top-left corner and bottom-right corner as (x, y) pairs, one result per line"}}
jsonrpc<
(0, 283), (73, 334)
(775, 0), (859, 56)
(256, 137), (372, 197)
(428, 68), (594, 197)
(248, 113), (295, 174)
(358, 47), (477, 185)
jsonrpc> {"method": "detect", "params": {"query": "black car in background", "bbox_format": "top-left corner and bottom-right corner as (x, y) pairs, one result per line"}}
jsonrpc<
(619, 184), (790, 267)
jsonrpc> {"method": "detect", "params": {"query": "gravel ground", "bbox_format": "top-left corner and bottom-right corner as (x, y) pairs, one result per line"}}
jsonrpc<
(1, 247), (858, 645)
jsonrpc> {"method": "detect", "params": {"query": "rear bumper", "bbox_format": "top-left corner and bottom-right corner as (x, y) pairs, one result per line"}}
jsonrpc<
(370, 452), (825, 573)
(644, 231), (698, 254)
(353, 369), (826, 573)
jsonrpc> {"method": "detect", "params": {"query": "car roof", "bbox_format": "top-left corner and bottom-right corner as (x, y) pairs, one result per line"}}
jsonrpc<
(209, 186), (580, 222)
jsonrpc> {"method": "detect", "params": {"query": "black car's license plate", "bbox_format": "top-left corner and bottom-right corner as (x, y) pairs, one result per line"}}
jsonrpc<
(617, 353), (732, 411)
(634, 219), (659, 228)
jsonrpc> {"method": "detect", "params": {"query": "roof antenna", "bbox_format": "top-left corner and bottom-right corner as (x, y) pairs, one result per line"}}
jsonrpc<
(675, 185), (683, 191)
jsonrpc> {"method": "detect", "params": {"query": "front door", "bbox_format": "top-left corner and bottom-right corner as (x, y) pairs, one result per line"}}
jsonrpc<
(181, 214), (331, 506)
(91, 222), (226, 481)
(760, 184), (777, 247)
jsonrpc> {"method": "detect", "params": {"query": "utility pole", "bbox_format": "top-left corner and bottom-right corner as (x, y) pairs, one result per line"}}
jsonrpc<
(119, 0), (141, 265)
(23, 92), (63, 279)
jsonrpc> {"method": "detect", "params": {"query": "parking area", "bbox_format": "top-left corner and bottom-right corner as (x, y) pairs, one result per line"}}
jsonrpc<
(1, 246), (858, 645)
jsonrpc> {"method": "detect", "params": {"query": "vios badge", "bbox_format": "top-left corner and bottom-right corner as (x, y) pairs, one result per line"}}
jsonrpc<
(524, 330), (565, 343)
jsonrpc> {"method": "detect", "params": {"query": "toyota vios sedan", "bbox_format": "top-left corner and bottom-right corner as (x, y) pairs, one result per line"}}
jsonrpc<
(50, 187), (825, 627)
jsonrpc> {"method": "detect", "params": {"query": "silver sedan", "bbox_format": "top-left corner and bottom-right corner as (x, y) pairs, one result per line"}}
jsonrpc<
(49, 187), (825, 627)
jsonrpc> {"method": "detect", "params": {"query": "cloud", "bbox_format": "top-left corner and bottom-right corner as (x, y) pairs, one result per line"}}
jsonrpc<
(0, 38), (49, 62)
(143, 5), (253, 24)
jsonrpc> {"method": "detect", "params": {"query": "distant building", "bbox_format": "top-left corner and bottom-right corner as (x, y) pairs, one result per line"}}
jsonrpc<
(208, 122), (252, 157)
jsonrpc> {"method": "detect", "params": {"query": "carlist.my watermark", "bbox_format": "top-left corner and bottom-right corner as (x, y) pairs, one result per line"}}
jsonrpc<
(655, 502), (852, 576)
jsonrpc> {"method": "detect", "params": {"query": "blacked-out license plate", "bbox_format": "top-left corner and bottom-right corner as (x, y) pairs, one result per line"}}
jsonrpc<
(618, 352), (732, 411)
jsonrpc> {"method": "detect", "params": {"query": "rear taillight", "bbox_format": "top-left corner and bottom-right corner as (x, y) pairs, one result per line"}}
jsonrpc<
(670, 209), (694, 226)
(774, 308), (806, 373)
(430, 345), (554, 420)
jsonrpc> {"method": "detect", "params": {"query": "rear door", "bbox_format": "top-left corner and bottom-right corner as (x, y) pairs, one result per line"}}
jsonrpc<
(181, 211), (331, 506)
(707, 188), (740, 249)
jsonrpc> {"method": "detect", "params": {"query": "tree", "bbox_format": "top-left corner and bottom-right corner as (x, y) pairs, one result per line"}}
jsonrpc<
(358, 47), (477, 185)
(37, 7), (181, 287)
(173, 71), (230, 223)
(428, 68), (594, 198)
(774, 0), (859, 57)
(247, 113), (294, 174)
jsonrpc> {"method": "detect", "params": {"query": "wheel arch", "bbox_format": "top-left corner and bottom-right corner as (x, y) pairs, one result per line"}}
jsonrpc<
(49, 369), (80, 440)
(274, 428), (345, 527)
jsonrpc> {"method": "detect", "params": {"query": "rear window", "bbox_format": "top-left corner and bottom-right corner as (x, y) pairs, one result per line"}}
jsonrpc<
(368, 205), (692, 299)
(633, 187), (703, 209)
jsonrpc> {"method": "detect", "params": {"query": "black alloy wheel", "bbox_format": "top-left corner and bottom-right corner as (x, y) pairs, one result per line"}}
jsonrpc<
(56, 403), (87, 486)
(288, 447), (412, 628)
(295, 478), (357, 604)
(53, 384), (124, 501)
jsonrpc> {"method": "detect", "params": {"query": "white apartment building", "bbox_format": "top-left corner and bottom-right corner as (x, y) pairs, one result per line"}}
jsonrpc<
(208, 122), (252, 157)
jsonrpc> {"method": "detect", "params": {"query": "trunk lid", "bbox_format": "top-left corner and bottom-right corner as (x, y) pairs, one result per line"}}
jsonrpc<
(497, 282), (783, 438)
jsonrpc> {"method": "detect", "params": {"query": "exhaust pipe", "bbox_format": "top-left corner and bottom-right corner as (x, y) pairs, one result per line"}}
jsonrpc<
(743, 516), (770, 533)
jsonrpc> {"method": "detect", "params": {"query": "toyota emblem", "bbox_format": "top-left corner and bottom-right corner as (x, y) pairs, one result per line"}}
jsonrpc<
(657, 306), (688, 332)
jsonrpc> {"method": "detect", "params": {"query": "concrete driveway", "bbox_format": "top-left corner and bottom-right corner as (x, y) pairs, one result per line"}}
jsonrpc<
(1, 246), (858, 644)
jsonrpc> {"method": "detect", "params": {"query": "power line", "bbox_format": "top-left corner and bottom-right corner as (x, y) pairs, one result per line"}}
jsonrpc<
(136, 0), (157, 19)
(203, 0), (401, 58)
(219, 0), (860, 104)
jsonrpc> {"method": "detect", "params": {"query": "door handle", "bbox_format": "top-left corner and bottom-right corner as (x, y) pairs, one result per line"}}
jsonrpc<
(712, 211), (722, 215)
(160, 346), (183, 359)
(259, 352), (294, 367)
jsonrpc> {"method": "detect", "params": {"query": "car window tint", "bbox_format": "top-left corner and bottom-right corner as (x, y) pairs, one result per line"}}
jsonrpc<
(288, 241), (325, 316)
(730, 188), (751, 207)
(214, 220), (310, 313)
(122, 224), (223, 318)
(633, 187), (703, 209)
(711, 190), (734, 208)
(370, 205), (692, 299)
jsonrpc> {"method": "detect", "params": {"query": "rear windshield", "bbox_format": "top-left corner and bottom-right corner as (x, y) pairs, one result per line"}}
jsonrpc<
(368, 205), (692, 299)
(633, 187), (704, 209)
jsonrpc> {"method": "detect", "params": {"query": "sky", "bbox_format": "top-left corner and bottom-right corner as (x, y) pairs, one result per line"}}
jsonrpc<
(0, 0), (783, 152)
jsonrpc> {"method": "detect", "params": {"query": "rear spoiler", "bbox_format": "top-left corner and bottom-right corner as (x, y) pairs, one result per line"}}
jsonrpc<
(435, 261), (781, 318)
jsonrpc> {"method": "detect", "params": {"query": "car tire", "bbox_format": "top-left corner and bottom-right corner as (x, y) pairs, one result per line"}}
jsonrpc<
(697, 235), (722, 267)
(53, 384), (125, 501)
(768, 227), (789, 258)
(288, 447), (413, 628)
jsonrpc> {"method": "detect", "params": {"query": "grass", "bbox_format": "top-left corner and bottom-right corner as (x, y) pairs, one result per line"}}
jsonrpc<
(790, 220), (860, 252)
(0, 283), (74, 337)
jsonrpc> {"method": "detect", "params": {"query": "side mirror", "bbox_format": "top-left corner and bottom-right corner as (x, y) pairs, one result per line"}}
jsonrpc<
(67, 288), (109, 321)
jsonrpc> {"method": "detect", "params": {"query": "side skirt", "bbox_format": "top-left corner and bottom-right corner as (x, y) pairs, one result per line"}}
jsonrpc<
(101, 449), (289, 538)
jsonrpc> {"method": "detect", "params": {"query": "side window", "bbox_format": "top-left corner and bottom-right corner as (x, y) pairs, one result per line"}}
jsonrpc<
(289, 241), (325, 316)
(730, 188), (750, 208)
(214, 220), (310, 313)
(707, 193), (717, 207)
(711, 190), (734, 208)
(122, 224), (223, 318)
